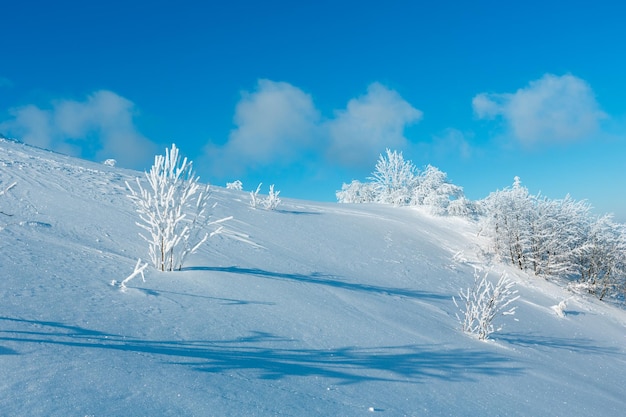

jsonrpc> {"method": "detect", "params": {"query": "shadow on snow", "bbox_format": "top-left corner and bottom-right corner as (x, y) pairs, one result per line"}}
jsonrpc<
(1, 316), (522, 384)
(181, 266), (449, 301)
(498, 332), (621, 355)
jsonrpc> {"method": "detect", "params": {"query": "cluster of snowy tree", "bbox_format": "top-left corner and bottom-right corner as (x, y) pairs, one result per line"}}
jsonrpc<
(480, 177), (626, 301)
(336, 149), (477, 216)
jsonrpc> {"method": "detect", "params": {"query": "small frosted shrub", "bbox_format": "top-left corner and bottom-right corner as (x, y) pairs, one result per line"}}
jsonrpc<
(453, 270), (519, 340)
(250, 183), (281, 210)
(226, 180), (243, 190)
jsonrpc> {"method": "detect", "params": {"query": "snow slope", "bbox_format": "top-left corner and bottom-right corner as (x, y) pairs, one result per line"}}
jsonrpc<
(1, 139), (625, 416)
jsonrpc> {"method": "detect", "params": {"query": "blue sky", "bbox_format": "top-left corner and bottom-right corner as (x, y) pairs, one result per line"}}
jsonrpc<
(1, 0), (625, 220)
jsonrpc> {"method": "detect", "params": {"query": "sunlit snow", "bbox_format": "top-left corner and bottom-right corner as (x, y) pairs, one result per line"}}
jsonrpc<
(1, 139), (625, 416)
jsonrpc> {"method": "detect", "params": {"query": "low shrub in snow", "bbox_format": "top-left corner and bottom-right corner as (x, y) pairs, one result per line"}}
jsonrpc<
(226, 180), (243, 190)
(551, 300), (568, 318)
(250, 183), (281, 210)
(126, 144), (230, 272)
(453, 270), (519, 340)
(262, 184), (281, 210)
(119, 258), (149, 290)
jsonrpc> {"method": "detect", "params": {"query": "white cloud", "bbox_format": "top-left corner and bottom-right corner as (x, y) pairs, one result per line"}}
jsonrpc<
(2, 104), (54, 148)
(326, 82), (423, 167)
(472, 74), (606, 144)
(205, 79), (320, 175)
(204, 80), (423, 176)
(0, 90), (156, 168)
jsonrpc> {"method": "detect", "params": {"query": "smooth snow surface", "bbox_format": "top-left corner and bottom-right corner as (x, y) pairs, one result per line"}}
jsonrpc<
(1, 139), (625, 416)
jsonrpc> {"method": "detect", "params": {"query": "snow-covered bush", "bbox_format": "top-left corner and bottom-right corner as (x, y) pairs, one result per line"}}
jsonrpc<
(126, 144), (229, 272)
(447, 196), (481, 218)
(250, 183), (281, 210)
(103, 159), (117, 167)
(262, 184), (281, 210)
(412, 165), (464, 215)
(336, 180), (377, 204)
(119, 259), (149, 290)
(226, 180), (243, 190)
(551, 300), (567, 318)
(250, 183), (262, 208)
(453, 270), (519, 340)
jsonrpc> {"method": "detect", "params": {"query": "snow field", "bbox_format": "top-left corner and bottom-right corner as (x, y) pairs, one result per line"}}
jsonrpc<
(1, 139), (625, 416)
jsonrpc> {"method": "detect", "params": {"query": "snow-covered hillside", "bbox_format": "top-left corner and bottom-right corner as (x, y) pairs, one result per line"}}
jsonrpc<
(1, 139), (625, 416)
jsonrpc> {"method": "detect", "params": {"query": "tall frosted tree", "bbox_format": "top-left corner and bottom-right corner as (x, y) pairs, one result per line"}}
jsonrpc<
(370, 148), (417, 206)
(482, 177), (534, 270)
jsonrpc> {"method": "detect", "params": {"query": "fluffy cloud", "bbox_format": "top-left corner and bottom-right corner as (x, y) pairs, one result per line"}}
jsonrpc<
(0, 90), (156, 168)
(472, 74), (606, 144)
(204, 80), (423, 176)
(206, 79), (320, 175)
(326, 82), (423, 167)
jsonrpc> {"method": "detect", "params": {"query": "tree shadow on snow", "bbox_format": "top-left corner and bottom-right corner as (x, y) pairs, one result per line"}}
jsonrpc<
(0, 316), (523, 384)
(133, 287), (276, 306)
(181, 266), (449, 301)
(0, 345), (18, 355)
(498, 332), (621, 355)
(274, 209), (322, 215)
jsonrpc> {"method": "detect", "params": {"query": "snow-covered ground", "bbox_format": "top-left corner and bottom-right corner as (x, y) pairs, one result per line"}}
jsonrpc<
(1, 138), (625, 416)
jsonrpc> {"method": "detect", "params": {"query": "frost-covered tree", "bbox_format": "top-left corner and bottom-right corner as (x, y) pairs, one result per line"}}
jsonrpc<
(447, 196), (481, 218)
(481, 177), (534, 270)
(412, 165), (464, 214)
(126, 144), (228, 272)
(453, 270), (519, 340)
(527, 195), (591, 277)
(480, 177), (626, 300)
(572, 215), (626, 300)
(370, 149), (417, 206)
(336, 180), (378, 203)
